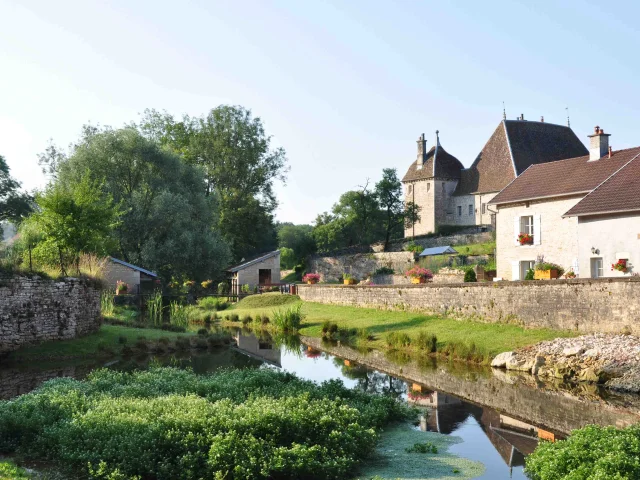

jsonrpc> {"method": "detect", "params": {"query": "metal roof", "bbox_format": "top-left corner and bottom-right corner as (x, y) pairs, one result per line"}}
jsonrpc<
(109, 257), (158, 277)
(227, 251), (280, 272)
(419, 246), (458, 256)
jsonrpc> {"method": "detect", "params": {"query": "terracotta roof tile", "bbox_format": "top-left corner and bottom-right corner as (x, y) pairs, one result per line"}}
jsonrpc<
(402, 145), (464, 182)
(564, 152), (640, 216)
(455, 121), (588, 195)
(490, 147), (640, 205)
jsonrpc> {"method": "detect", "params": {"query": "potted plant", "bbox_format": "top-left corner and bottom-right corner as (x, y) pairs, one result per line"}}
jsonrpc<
(518, 233), (533, 245)
(534, 258), (564, 280)
(343, 273), (357, 285)
(612, 259), (628, 273)
(564, 270), (577, 279)
(303, 273), (321, 285)
(405, 266), (434, 284)
(115, 280), (129, 295)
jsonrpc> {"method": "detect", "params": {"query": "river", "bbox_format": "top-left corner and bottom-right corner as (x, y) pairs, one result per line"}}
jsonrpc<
(2, 328), (640, 479)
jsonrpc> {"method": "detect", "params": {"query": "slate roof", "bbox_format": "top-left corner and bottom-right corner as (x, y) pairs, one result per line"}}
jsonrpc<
(419, 246), (458, 256)
(490, 146), (640, 206)
(402, 144), (464, 182)
(227, 251), (280, 272)
(455, 120), (588, 195)
(109, 257), (157, 277)
(564, 152), (640, 217)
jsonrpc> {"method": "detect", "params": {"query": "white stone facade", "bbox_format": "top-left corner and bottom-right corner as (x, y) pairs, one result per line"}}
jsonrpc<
(495, 197), (581, 280)
(232, 253), (281, 294)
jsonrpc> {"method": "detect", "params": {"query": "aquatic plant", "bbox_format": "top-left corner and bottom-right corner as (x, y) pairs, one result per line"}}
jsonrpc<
(272, 304), (304, 333)
(169, 302), (188, 328)
(146, 290), (164, 326)
(100, 291), (115, 318)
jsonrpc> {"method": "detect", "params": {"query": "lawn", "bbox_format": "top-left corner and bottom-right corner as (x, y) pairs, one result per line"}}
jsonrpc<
(453, 241), (495, 256)
(5, 324), (194, 362)
(223, 294), (574, 359)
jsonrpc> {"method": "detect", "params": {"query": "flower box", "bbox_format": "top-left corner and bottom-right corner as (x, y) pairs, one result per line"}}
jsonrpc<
(534, 269), (558, 280)
(612, 259), (628, 273)
(307, 279), (318, 285)
(344, 278), (357, 285)
(303, 273), (321, 284)
(411, 277), (427, 284)
(518, 233), (534, 245)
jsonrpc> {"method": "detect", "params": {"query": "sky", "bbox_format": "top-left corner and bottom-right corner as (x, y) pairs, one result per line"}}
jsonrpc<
(1, 0), (639, 224)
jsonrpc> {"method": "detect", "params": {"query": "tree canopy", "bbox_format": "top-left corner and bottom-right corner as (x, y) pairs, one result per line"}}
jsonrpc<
(276, 223), (316, 268)
(0, 155), (32, 226)
(41, 127), (231, 281)
(138, 105), (288, 261)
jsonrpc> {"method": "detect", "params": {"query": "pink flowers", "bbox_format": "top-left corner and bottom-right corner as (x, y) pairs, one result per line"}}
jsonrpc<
(303, 273), (321, 284)
(405, 267), (434, 280)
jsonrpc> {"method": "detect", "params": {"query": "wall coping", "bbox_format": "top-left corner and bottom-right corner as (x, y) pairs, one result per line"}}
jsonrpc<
(298, 277), (640, 290)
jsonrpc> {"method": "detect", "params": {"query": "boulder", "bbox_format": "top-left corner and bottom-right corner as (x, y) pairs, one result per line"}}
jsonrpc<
(531, 355), (546, 375)
(562, 346), (585, 357)
(491, 351), (516, 368)
(506, 355), (536, 372)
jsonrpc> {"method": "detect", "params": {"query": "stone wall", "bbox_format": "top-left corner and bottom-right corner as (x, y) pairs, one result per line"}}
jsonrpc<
(386, 231), (494, 252)
(0, 276), (102, 354)
(298, 277), (640, 334)
(432, 267), (466, 283)
(307, 252), (415, 282)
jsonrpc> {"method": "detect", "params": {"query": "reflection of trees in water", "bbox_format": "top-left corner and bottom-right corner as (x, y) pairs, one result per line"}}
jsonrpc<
(332, 358), (406, 398)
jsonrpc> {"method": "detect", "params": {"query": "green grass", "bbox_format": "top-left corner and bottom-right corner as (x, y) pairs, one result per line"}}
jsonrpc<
(224, 300), (575, 360)
(234, 292), (300, 309)
(0, 460), (30, 480)
(454, 241), (495, 256)
(5, 324), (194, 362)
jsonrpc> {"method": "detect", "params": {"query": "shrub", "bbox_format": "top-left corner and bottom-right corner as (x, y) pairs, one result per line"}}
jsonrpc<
(405, 267), (433, 281)
(240, 284), (251, 294)
(373, 266), (394, 275)
(228, 314), (240, 323)
(100, 291), (115, 317)
(385, 331), (411, 348)
(525, 425), (640, 480)
(302, 273), (321, 283)
(525, 268), (535, 280)
(415, 331), (437, 353)
(241, 315), (253, 325)
(261, 315), (270, 325)
(198, 297), (228, 311)
(201, 280), (213, 289)
(404, 242), (423, 254)
(197, 328), (208, 336)
(117, 335), (128, 345)
(146, 291), (164, 326)
(272, 304), (304, 333)
(0, 368), (413, 480)
(169, 302), (189, 328)
(464, 269), (477, 283)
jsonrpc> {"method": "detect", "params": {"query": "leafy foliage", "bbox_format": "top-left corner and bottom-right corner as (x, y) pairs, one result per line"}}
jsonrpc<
(0, 155), (32, 226)
(0, 367), (412, 480)
(464, 269), (477, 283)
(277, 223), (316, 267)
(525, 424), (640, 480)
(272, 304), (304, 332)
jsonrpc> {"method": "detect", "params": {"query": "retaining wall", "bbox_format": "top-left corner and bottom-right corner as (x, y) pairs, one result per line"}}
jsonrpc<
(298, 278), (640, 334)
(0, 276), (102, 354)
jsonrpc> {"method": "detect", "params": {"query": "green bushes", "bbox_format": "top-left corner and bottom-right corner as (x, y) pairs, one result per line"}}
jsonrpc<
(0, 367), (412, 480)
(146, 291), (164, 326)
(197, 297), (228, 311)
(169, 302), (189, 328)
(272, 304), (304, 333)
(373, 266), (394, 275)
(525, 268), (535, 280)
(385, 331), (411, 348)
(100, 291), (115, 318)
(464, 269), (477, 283)
(525, 425), (640, 480)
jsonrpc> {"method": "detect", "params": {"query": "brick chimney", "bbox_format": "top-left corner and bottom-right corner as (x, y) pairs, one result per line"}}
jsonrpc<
(588, 126), (610, 161)
(416, 133), (427, 167)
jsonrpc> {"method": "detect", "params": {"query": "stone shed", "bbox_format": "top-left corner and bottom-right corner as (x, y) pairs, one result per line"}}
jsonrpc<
(103, 257), (158, 294)
(228, 251), (281, 295)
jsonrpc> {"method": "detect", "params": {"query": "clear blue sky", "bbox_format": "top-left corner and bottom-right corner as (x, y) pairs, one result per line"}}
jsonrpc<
(1, 0), (638, 224)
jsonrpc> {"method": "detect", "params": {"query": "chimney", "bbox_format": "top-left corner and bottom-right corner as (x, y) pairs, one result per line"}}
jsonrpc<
(540, 116), (544, 123)
(587, 126), (611, 161)
(416, 133), (427, 167)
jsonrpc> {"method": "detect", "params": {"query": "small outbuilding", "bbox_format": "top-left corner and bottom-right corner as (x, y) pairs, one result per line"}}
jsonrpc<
(227, 251), (281, 295)
(419, 246), (458, 257)
(104, 257), (158, 294)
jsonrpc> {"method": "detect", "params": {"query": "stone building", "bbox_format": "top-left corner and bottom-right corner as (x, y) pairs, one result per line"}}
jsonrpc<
(402, 118), (588, 237)
(228, 250), (281, 295)
(104, 257), (158, 294)
(490, 126), (640, 280)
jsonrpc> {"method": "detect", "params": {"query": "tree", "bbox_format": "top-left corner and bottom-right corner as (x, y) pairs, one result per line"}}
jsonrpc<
(27, 174), (120, 275)
(0, 155), (32, 227)
(138, 106), (289, 261)
(374, 168), (421, 251)
(43, 127), (231, 281)
(277, 223), (316, 266)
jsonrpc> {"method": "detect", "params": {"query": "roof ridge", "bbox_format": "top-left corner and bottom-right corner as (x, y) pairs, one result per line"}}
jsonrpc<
(563, 151), (640, 217)
(502, 120), (517, 176)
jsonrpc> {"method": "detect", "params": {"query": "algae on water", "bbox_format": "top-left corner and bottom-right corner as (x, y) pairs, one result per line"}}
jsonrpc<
(354, 423), (485, 480)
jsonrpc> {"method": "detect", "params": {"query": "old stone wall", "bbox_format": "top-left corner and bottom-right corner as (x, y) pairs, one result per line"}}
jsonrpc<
(0, 276), (102, 354)
(384, 231), (493, 252)
(432, 267), (466, 283)
(307, 252), (415, 282)
(298, 278), (640, 334)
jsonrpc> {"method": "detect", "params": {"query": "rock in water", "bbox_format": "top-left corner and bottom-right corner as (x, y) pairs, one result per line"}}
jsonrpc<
(491, 351), (516, 368)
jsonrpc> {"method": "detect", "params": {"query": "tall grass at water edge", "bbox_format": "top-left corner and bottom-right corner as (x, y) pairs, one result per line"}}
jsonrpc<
(146, 291), (164, 326)
(169, 302), (189, 328)
(272, 304), (304, 333)
(100, 291), (115, 318)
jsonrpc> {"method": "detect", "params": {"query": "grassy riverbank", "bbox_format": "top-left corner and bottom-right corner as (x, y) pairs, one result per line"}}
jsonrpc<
(4, 325), (197, 362)
(219, 294), (575, 361)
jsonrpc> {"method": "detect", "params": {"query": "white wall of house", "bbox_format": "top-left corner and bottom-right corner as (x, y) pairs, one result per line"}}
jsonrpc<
(475, 192), (498, 227)
(496, 196), (582, 280)
(404, 179), (435, 236)
(235, 255), (281, 289)
(444, 193), (476, 226)
(577, 213), (640, 278)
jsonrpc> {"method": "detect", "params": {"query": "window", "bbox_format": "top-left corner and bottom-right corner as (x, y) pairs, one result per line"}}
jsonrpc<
(482, 203), (486, 214)
(468, 205), (473, 216)
(520, 215), (534, 235)
(591, 258), (604, 278)
(520, 260), (535, 280)
(457, 206), (462, 216)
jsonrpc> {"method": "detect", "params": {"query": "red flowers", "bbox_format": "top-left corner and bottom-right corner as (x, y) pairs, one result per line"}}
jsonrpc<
(405, 267), (433, 280)
(303, 273), (321, 284)
(612, 259), (628, 273)
(518, 233), (533, 245)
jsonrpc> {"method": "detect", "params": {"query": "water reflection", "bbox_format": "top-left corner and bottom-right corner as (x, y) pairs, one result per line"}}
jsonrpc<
(4, 329), (640, 480)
